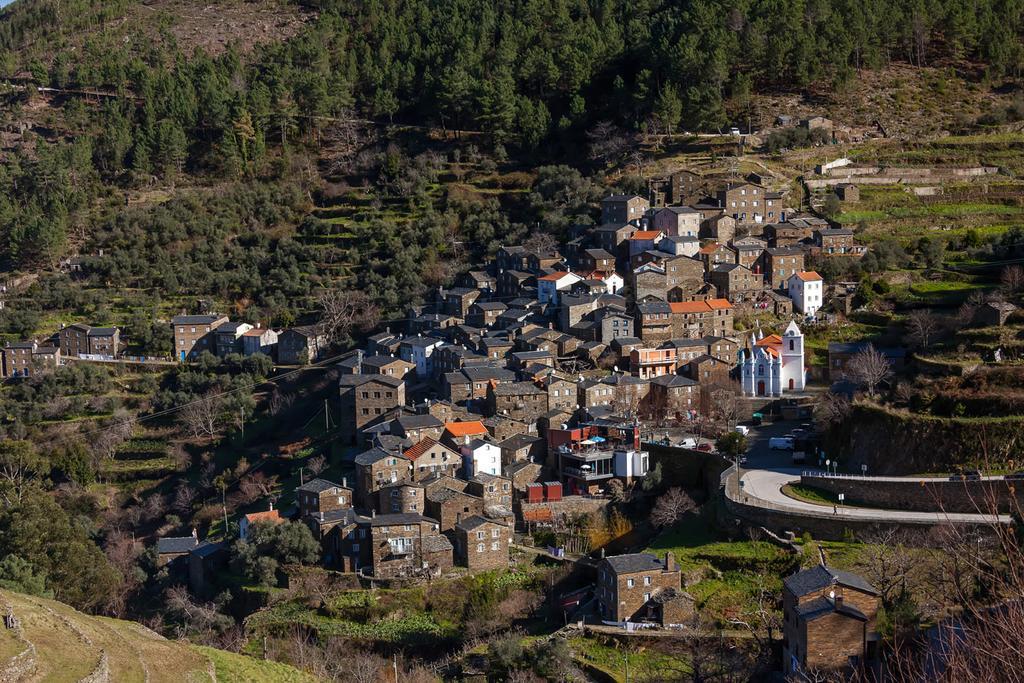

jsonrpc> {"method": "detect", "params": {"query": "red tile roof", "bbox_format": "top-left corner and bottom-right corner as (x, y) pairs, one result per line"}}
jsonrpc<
(630, 230), (662, 240)
(793, 271), (823, 282)
(669, 299), (733, 314)
(699, 242), (722, 254)
(444, 420), (488, 438)
(244, 509), (283, 525)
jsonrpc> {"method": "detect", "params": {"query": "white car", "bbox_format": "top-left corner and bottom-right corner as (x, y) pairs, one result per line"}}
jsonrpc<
(734, 425), (750, 436)
(678, 438), (697, 449)
(729, 127), (741, 136)
(769, 437), (795, 450)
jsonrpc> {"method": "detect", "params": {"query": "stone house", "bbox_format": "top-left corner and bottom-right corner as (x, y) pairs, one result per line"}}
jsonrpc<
(764, 222), (813, 247)
(171, 314), (229, 362)
(597, 310), (635, 344)
(651, 207), (701, 237)
(782, 564), (879, 677)
(601, 195), (649, 225)
(403, 437), (461, 481)
(543, 375), (578, 413)
(485, 381), (547, 422)
(578, 379), (616, 409)
(377, 482), (425, 514)
(496, 245), (529, 272)
(701, 213), (736, 242)
(392, 413), (445, 444)
(156, 532), (199, 570)
(454, 515), (510, 571)
(761, 247), (805, 289)
(835, 183), (859, 202)
(59, 323), (121, 358)
(646, 374), (698, 417)
(360, 354), (416, 380)
(656, 235), (700, 258)
(353, 448), (411, 508)
(424, 478), (486, 532)
(764, 191), (787, 222)
(525, 249), (563, 273)
(975, 301), (1018, 327)
(596, 552), (684, 623)
(498, 433), (546, 467)
(681, 354), (731, 384)
(362, 513), (452, 579)
(631, 263), (668, 302)
(297, 478), (353, 519)
(709, 263), (764, 303)
(445, 288), (481, 318)
(663, 255), (705, 297)
(277, 326), (328, 364)
(814, 228), (857, 254)
(213, 321), (253, 357)
(592, 223), (637, 259)
(636, 301), (674, 344)
(698, 242), (733, 271)
(730, 237), (767, 269)
(579, 248), (616, 273)
(479, 336), (514, 360)
(1, 342), (36, 378)
(459, 270), (497, 292)
(467, 302), (507, 328)
(669, 300), (734, 338)
(716, 182), (766, 224)
(240, 327), (278, 356)
(339, 375), (406, 439)
(497, 270), (533, 298)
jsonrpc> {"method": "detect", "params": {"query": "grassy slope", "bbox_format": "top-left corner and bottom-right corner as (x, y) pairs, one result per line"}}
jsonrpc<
(0, 589), (315, 683)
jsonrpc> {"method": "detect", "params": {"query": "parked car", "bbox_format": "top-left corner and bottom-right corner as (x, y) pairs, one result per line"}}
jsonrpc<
(792, 451), (806, 464)
(696, 443), (714, 452)
(729, 127), (741, 136)
(678, 438), (697, 449)
(769, 437), (794, 450)
(965, 469), (982, 481)
(734, 425), (750, 436)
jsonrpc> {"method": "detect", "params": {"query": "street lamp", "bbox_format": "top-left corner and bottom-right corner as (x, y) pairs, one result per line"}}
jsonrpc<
(861, 463), (867, 476)
(838, 493), (845, 512)
(825, 459), (831, 476)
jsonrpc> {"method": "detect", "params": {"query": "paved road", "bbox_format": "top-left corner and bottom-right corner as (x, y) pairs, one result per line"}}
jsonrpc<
(724, 416), (1012, 525)
(736, 469), (1011, 525)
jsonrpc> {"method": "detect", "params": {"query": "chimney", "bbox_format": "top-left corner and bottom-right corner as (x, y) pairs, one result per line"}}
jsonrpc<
(191, 527), (198, 539)
(664, 551), (675, 571)
(600, 548), (606, 559)
(319, 511), (324, 521)
(269, 501), (274, 511)
(456, 512), (463, 525)
(342, 477), (347, 488)
(371, 509), (376, 518)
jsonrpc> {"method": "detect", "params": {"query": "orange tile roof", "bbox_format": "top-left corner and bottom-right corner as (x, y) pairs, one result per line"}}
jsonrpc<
(706, 298), (733, 310)
(699, 242), (722, 254)
(669, 301), (711, 314)
(755, 334), (783, 347)
(444, 420), (488, 438)
(793, 271), (823, 282)
(538, 272), (571, 281)
(244, 509), (283, 525)
(403, 437), (441, 460)
(630, 230), (662, 240)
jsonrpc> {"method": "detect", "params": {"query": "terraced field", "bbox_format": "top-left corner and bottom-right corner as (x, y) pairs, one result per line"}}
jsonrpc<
(0, 590), (314, 682)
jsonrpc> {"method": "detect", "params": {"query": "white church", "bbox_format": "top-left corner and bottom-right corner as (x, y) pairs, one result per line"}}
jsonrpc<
(739, 321), (806, 397)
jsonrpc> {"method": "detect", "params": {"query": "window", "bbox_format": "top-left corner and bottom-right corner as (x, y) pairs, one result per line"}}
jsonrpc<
(644, 576), (652, 586)
(491, 541), (499, 551)
(477, 530), (485, 540)
(492, 529), (501, 538)
(361, 391), (369, 399)
(352, 543), (360, 553)
(477, 543), (485, 553)
(627, 578), (634, 588)
(644, 592), (651, 602)
(361, 408), (369, 416)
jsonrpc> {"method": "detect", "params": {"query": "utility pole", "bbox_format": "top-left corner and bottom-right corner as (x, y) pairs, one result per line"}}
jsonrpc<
(393, 654), (399, 683)
(324, 398), (330, 431)
(239, 405), (245, 439)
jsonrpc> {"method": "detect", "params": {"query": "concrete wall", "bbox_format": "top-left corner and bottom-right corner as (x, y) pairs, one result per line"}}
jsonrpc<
(801, 473), (1024, 514)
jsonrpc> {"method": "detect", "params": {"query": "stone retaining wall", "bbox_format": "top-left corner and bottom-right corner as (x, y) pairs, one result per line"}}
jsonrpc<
(801, 474), (1024, 514)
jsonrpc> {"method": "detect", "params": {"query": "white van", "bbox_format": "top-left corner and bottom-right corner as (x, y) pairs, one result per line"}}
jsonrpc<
(734, 425), (750, 436)
(678, 438), (697, 449)
(769, 437), (794, 450)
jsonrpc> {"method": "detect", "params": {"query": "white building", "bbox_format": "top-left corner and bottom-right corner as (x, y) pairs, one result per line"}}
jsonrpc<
(651, 206), (701, 237)
(536, 271), (583, 305)
(788, 271), (824, 318)
(460, 438), (502, 477)
(739, 321), (806, 397)
(399, 336), (444, 377)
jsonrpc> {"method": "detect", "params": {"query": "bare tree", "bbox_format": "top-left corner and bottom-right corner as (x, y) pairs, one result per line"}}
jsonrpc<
(1001, 264), (1024, 295)
(906, 309), (940, 348)
(179, 393), (222, 439)
(306, 454), (327, 476)
(316, 289), (380, 346)
(650, 487), (696, 528)
(173, 483), (197, 515)
(815, 391), (851, 430)
(586, 120), (630, 166)
(522, 231), (558, 255)
(845, 344), (893, 396)
(956, 290), (987, 328)
(857, 528), (917, 606)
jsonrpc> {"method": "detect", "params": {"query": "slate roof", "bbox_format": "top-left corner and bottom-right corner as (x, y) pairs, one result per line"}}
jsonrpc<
(297, 478), (343, 493)
(650, 374), (698, 388)
(354, 448), (403, 467)
(190, 540), (226, 559)
(456, 514), (506, 531)
(603, 552), (668, 574)
(171, 315), (224, 325)
(783, 564), (878, 597)
(157, 535), (199, 555)
(473, 302), (508, 312)
(87, 327), (118, 336)
(363, 513), (435, 527)
(422, 535), (454, 553)
(796, 595), (868, 622)
(395, 414), (444, 430)
(463, 366), (517, 382)
(492, 381), (546, 396)
(361, 354), (411, 369)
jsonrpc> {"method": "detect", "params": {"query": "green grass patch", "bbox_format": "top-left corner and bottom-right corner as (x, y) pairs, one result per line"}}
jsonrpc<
(782, 484), (840, 506)
(570, 636), (690, 682)
(193, 645), (316, 682)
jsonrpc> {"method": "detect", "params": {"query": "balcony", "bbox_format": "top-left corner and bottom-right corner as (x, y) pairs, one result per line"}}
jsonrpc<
(562, 466), (614, 481)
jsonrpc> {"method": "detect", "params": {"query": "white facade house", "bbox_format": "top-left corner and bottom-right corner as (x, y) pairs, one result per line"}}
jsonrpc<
(788, 271), (824, 318)
(400, 336), (444, 377)
(596, 271), (624, 295)
(537, 271), (583, 305)
(658, 235), (700, 258)
(739, 321), (806, 397)
(460, 438), (502, 477)
(612, 448), (650, 481)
